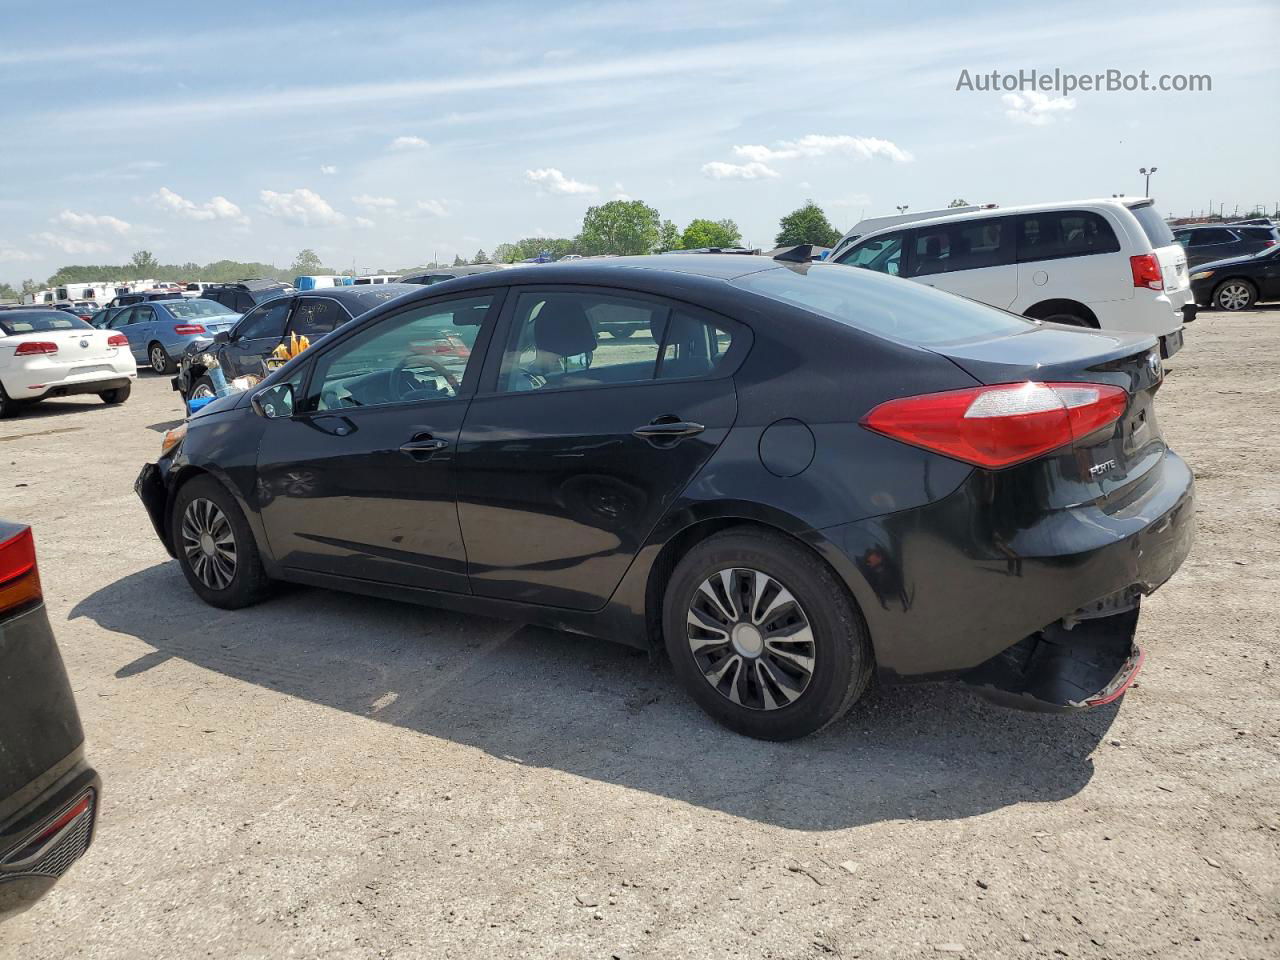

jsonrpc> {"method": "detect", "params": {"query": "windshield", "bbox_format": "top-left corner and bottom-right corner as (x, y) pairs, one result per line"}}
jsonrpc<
(733, 263), (1033, 346)
(161, 299), (238, 319)
(1, 311), (93, 335)
(1128, 203), (1175, 247)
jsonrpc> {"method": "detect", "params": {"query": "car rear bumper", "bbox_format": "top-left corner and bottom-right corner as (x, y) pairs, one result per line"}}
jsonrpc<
(817, 448), (1195, 681)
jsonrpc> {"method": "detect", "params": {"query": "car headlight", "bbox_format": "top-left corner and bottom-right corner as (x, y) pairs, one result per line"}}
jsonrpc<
(160, 423), (187, 459)
(1190, 270), (1214, 281)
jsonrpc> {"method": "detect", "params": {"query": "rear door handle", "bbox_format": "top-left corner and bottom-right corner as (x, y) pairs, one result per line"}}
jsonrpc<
(632, 419), (705, 441)
(399, 433), (450, 459)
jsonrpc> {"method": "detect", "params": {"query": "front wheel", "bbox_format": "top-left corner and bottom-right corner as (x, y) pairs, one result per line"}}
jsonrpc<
(149, 343), (174, 374)
(663, 530), (873, 740)
(1214, 279), (1257, 312)
(172, 475), (273, 609)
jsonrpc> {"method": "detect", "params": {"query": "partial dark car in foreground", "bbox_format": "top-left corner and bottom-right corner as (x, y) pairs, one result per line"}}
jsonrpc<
(173, 284), (419, 400)
(0, 522), (99, 919)
(137, 255), (1194, 740)
(1189, 245), (1280, 311)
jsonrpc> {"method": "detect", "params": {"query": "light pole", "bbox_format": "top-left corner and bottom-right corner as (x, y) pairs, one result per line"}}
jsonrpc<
(1139, 166), (1158, 197)
(895, 205), (909, 215)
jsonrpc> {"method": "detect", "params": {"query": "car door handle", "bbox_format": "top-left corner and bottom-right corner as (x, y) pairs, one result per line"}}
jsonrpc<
(399, 434), (450, 459)
(632, 418), (705, 440)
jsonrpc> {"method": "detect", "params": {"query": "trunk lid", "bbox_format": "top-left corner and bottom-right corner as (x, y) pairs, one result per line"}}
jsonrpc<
(932, 325), (1167, 507)
(5, 327), (122, 365)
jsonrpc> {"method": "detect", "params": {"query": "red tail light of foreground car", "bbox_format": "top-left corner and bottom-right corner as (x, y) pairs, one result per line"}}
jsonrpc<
(861, 381), (1129, 468)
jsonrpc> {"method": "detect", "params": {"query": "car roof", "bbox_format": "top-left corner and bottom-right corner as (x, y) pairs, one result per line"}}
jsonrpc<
(307, 283), (420, 310)
(849, 198), (1151, 242)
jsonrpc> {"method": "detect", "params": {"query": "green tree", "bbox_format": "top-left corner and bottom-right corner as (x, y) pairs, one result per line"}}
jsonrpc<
(452, 254), (466, 266)
(680, 218), (743, 250)
(947, 198), (969, 208)
(576, 200), (662, 256)
(492, 243), (517, 264)
(288, 248), (325, 275)
(656, 219), (681, 253)
(20, 279), (39, 296)
(129, 249), (160, 275)
(473, 249), (489, 264)
(774, 200), (841, 248)
(0, 282), (17, 301)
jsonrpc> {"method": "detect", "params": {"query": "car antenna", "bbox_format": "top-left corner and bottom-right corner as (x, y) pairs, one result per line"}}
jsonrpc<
(771, 244), (816, 263)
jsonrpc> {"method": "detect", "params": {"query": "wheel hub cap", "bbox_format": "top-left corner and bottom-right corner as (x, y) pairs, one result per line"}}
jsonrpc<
(180, 498), (237, 590)
(686, 567), (816, 711)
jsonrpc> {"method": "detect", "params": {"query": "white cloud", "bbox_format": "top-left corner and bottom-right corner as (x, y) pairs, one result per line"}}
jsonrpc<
(700, 160), (780, 180)
(354, 217), (376, 229)
(389, 135), (428, 150)
(32, 232), (110, 255)
(150, 187), (247, 223)
(733, 135), (914, 164)
(259, 188), (345, 226)
(352, 194), (398, 209)
(319, 164), (338, 175)
(0, 246), (35, 262)
(55, 210), (131, 234)
(525, 168), (599, 195)
(415, 199), (449, 217)
(1002, 92), (1076, 126)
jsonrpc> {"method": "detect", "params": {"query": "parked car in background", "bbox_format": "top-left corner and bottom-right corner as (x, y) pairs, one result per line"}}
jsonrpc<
(108, 291), (183, 308)
(137, 255), (1193, 740)
(832, 198), (1194, 357)
(829, 204), (1000, 260)
(0, 521), (100, 920)
(1172, 223), (1279, 268)
(173, 283), (417, 400)
(352, 274), (401, 285)
(294, 275), (353, 290)
(399, 264), (513, 287)
(0, 309), (136, 416)
(97, 297), (242, 374)
(52, 303), (94, 323)
(1189, 245), (1280, 311)
(200, 280), (294, 314)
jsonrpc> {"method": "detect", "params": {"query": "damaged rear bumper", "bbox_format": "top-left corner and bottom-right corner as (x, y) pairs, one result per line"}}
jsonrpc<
(961, 602), (1145, 712)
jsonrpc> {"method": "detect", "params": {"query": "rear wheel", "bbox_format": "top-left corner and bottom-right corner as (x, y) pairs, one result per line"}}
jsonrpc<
(604, 326), (636, 339)
(172, 475), (273, 609)
(149, 342), (174, 374)
(99, 383), (131, 404)
(0, 383), (16, 418)
(663, 530), (873, 740)
(1214, 279), (1256, 311)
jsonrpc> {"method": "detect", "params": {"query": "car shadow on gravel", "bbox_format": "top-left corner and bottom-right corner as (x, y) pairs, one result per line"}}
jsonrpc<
(74, 563), (1117, 831)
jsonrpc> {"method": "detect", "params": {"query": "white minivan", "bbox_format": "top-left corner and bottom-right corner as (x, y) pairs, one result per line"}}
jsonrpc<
(831, 199), (1194, 357)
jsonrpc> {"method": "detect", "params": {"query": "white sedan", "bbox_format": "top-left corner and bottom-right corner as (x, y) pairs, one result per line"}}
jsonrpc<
(0, 309), (137, 417)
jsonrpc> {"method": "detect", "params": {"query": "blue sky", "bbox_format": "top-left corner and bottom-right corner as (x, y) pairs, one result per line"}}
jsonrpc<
(1, 0), (1276, 283)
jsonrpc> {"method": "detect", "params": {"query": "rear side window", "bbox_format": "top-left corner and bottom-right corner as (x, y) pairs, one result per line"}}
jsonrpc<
(657, 309), (734, 380)
(1128, 204), (1175, 248)
(1189, 228), (1234, 245)
(1016, 211), (1120, 262)
(835, 232), (905, 276)
(906, 218), (1012, 277)
(1236, 227), (1275, 240)
(733, 264), (1032, 346)
(289, 299), (347, 337)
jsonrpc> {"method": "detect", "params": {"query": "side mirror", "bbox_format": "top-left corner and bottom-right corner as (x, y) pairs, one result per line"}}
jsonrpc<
(213, 330), (231, 344)
(251, 382), (294, 419)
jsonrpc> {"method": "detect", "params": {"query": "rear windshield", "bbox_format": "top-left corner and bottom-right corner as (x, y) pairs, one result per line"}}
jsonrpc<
(161, 298), (237, 319)
(1128, 203), (1175, 248)
(733, 264), (1032, 346)
(1, 312), (93, 335)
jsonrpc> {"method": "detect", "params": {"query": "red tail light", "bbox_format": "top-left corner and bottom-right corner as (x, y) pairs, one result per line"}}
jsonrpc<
(106, 333), (128, 347)
(1264, 239), (1277, 248)
(861, 381), (1129, 468)
(173, 324), (206, 335)
(14, 341), (58, 356)
(0, 526), (42, 615)
(1130, 253), (1164, 291)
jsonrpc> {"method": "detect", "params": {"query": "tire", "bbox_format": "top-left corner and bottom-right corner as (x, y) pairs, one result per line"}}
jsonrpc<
(663, 530), (873, 740)
(171, 474), (273, 609)
(605, 326), (636, 339)
(0, 382), (16, 418)
(1035, 310), (1092, 327)
(1213, 279), (1257, 312)
(99, 383), (131, 404)
(149, 342), (174, 374)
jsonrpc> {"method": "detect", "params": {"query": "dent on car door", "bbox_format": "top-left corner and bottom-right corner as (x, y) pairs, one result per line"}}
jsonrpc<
(253, 293), (502, 591)
(455, 287), (742, 611)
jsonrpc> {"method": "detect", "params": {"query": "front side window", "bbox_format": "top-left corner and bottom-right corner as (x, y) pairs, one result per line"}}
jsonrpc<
(907, 218), (1011, 277)
(127, 306), (153, 324)
(835, 232), (904, 276)
(234, 300), (292, 341)
(1016, 211), (1121, 262)
(309, 295), (493, 411)
(498, 291), (667, 393)
(289, 298), (347, 337)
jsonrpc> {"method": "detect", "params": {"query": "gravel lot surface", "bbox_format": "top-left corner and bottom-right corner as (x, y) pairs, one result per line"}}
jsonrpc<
(2, 308), (1277, 959)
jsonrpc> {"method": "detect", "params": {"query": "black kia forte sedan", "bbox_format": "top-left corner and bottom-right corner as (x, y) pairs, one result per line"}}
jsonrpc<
(0, 521), (100, 918)
(136, 254), (1194, 740)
